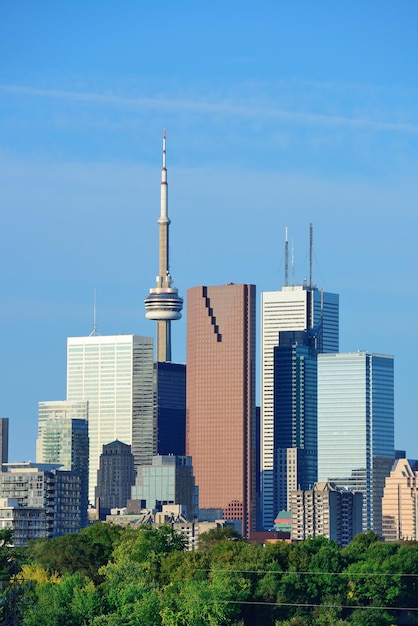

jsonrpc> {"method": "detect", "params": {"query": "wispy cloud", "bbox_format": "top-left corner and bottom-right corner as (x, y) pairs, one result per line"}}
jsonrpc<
(1, 84), (417, 135)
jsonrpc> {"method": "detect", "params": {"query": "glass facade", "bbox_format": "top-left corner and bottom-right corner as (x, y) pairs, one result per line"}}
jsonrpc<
(317, 352), (394, 534)
(273, 335), (318, 513)
(261, 285), (339, 528)
(132, 455), (197, 521)
(154, 362), (186, 456)
(186, 284), (257, 535)
(66, 335), (154, 504)
(37, 401), (89, 528)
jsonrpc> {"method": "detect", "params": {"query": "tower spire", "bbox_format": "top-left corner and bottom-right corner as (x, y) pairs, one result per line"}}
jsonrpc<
(144, 131), (183, 362)
(309, 222), (313, 288)
(284, 226), (289, 287)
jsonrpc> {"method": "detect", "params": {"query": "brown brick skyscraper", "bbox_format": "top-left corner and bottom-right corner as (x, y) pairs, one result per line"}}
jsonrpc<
(186, 283), (256, 536)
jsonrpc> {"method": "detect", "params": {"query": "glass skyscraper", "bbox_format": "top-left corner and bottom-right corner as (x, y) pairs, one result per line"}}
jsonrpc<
(273, 330), (318, 514)
(261, 284), (339, 528)
(154, 362), (186, 456)
(317, 352), (395, 535)
(66, 335), (154, 504)
(37, 400), (89, 527)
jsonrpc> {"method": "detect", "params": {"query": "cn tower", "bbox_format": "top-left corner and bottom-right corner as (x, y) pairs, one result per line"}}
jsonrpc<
(144, 130), (183, 362)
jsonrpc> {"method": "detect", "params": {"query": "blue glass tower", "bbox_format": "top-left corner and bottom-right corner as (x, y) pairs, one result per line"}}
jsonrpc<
(273, 329), (318, 516)
(317, 352), (394, 535)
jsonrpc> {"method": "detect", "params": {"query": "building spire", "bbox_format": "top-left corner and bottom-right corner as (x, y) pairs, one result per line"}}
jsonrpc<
(284, 226), (289, 287)
(89, 288), (100, 336)
(144, 131), (183, 362)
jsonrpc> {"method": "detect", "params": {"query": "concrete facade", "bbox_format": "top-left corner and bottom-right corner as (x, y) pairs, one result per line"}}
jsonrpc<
(382, 458), (418, 541)
(291, 481), (362, 546)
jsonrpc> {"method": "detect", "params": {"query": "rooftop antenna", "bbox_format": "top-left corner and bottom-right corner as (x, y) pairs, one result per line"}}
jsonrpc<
(291, 237), (295, 287)
(89, 288), (100, 336)
(309, 222), (313, 289)
(284, 226), (289, 287)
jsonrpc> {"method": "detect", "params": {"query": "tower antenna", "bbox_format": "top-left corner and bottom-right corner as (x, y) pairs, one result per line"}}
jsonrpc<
(144, 131), (183, 362)
(309, 222), (313, 289)
(284, 226), (289, 287)
(89, 288), (100, 336)
(291, 237), (295, 287)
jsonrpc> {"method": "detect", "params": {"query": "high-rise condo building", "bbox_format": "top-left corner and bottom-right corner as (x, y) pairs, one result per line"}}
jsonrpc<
(382, 458), (418, 542)
(0, 462), (81, 538)
(36, 400), (89, 527)
(261, 284), (339, 528)
(186, 283), (257, 536)
(290, 481), (363, 546)
(317, 352), (394, 535)
(66, 334), (154, 504)
(144, 130), (183, 363)
(0, 498), (47, 546)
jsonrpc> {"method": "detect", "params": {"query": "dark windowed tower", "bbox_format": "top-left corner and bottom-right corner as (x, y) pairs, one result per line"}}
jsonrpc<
(155, 362), (186, 456)
(0, 418), (9, 470)
(95, 440), (136, 520)
(273, 329), (318, 516)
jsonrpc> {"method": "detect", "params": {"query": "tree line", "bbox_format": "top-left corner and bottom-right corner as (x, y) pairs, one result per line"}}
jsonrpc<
(1, 524), (418, 625)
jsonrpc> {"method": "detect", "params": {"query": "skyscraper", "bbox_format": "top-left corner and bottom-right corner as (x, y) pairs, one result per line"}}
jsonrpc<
(95, 440), (136, 519)
(36, 401), (89, 527)
(273, 329), (318, 514)
(66, 334), (154, 504)
(186, 283), (256, 536)
(317, 351), (395, 535)
(154, 362), (186, 456)
(261, 284), (339, 528)
(144, 130), (183, 363)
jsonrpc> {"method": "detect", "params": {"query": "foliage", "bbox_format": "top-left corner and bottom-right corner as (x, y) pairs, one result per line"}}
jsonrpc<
(7, 524), (418, 625)
(26, 522), (123, 582)
(197, 525), (244, 552)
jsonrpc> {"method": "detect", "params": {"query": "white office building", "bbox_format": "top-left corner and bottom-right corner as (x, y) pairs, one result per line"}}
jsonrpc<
(261, 284), (339, 528)
(67, 335), (154, 504)
(317, 351), (394, 535)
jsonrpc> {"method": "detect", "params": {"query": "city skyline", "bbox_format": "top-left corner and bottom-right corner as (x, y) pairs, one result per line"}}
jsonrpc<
(1, 3), (417, 462)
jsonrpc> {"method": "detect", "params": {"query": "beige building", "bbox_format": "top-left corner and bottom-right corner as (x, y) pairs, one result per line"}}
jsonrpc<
(382, 458), (418, 542)
(291, 481), (362, 547)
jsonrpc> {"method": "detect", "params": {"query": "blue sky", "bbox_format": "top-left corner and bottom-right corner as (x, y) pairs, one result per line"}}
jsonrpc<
(1, 2), (417, 461)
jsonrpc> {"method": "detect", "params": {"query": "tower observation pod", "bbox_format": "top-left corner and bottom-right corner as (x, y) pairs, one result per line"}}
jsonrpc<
(144, 130), (183, 362)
